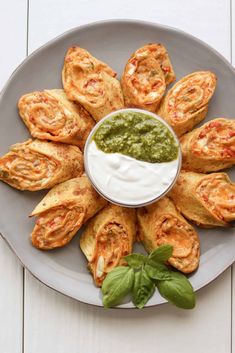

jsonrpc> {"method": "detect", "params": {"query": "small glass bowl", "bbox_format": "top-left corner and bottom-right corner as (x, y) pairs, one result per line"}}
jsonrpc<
(84, 108), (182, 208)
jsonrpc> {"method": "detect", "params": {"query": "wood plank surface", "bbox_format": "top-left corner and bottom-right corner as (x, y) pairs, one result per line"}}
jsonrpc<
(28, 0), (231, 59)
(0, 1), (27, 353)
(24, 269), (231, 353)
(232, 1), (235, 351)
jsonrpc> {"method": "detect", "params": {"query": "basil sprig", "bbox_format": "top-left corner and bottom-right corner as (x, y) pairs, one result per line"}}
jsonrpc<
(102, 266), (134, 308)
(156, 271), (195, 309)
(132, 268), (155, 308)
(101, 244), (196, 309)
(125, 253), (146, 268)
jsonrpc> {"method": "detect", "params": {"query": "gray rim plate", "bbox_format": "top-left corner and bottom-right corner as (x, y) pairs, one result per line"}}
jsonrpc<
(0, 19), (234, 308)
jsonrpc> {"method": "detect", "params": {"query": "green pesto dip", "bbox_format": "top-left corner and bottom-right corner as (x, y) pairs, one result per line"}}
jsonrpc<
(93, 111), (178, 163)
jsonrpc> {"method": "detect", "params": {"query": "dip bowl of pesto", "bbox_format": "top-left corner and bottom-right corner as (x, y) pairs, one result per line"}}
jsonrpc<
(84, 108), (181, 207)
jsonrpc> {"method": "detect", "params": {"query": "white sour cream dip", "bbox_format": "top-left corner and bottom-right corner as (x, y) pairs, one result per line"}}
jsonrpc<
(86, 141), (180, 207)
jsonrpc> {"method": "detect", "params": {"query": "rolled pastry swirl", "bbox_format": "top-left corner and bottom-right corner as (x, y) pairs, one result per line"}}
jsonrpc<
(31, 176), (108, 250)
(18, 89), (95, 150)
(170, 171), (235, 227)
(181, 118), (235, 172)
(80, 204), (136, 286)
(121, 53), (166, 111)
(158, 71), (217, 136)
(62, 46), (124, 121)
(133, 43), (176, 85)
(137, 197), (200, 274)
(0, 139), (83, 191)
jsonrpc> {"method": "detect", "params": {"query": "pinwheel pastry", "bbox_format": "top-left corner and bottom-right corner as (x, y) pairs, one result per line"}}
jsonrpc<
(80, 204), (136, 286)
(62, 46), (124, 121)
(31, 176), (108, 250)
(158, 71), (217, 136)
(170, 171), (235, 227)
(121, 52), (166, 112)
(132, 43), (176, 85)
(137, 197), (200, 274)
(0, 139), (83, 191)
(181, 118), (235, 172)
(18, 89), (95, 150)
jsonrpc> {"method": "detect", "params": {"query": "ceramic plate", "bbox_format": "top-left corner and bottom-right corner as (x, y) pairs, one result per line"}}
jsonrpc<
(0, 20), (234, 308)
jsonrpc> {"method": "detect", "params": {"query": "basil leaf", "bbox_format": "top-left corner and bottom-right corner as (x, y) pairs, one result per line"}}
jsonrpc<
(102, 266), (134, 308)
(148, 244), (173, 264)
(124, 253), (146, 268)
(156, 271), (196, 309)
(132, 268), (155, 309)
(145, 263), (172, 281)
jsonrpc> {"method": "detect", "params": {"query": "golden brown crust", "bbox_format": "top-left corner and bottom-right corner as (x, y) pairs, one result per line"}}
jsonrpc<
(121, 52), (166, 111)
(181, 118), (235, 172)
(30, 176), (108, 249)
(62, 46), (124, 121)
(80, 204), (136, 286)
(137, 197), (200, 274)
(134, 43), (176, 85)
(18, 89), (95, 150)
(158, 71), (217, 136)
(170, 171), (235, 227)
(0, 139), (83, 191)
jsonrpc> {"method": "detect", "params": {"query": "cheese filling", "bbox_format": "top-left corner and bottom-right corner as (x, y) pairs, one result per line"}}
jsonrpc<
(197, 175), (235, 222)
(90, 223), (130, 286)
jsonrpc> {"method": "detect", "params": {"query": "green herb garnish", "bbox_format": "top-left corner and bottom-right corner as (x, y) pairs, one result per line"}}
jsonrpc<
(101, 244), (196, 309)
(102, 266), (134, 308)
(156, 271), (195, 309)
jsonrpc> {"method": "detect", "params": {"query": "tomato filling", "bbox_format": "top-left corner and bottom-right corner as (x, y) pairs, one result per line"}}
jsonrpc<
(167, 73), (215, 122)
(32, 206), (83, 249)
(197, 175), (235, 222)
(192, 120), (235, 158)
(127, 56), (165, 105)
(90, 223), (131, 286)
(134, 44), (174, 83)
(156, 215), (194, 258)
(0, 145), (57, 188)
(23, 93), (78, 138)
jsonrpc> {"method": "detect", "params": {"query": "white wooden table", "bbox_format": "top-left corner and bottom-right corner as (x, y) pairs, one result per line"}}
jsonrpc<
(0, 1), (234, 352)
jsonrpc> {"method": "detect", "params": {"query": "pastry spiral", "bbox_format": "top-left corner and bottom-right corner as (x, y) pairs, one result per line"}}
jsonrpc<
(31, 176), (108, 249)
(0, 139), (83, 191)
(18, 89), (94, 150)
(80, 204), (136, 286)
(133, 43), (175, 85)
(158, 71), (217, 136)
(62, 46), (124, 121)
(137, 197), (200, 274)
(181, 118), (235, 172)
(170, 171), (235, 227)
(121, 53), (166, 111)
